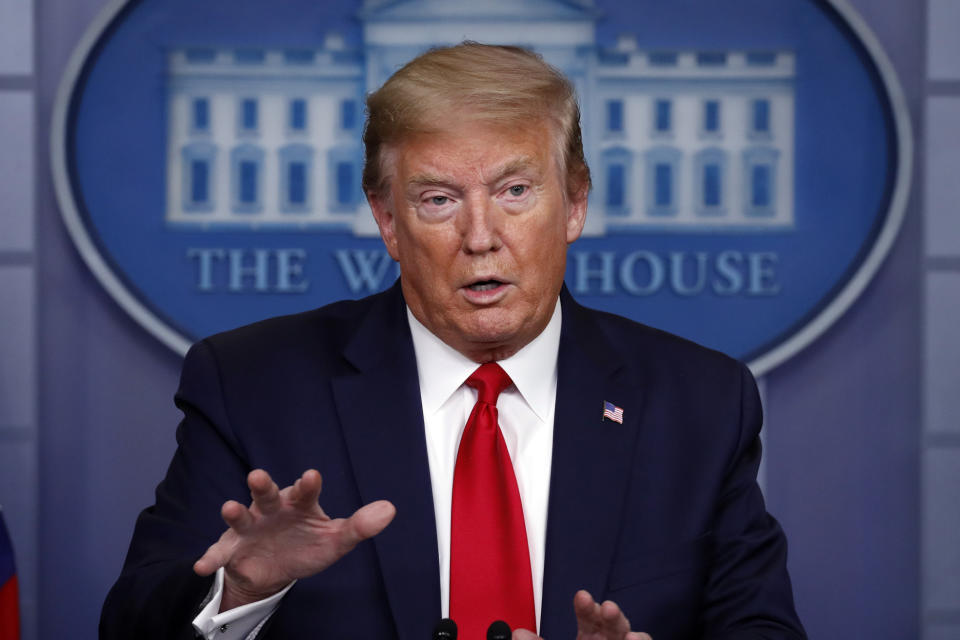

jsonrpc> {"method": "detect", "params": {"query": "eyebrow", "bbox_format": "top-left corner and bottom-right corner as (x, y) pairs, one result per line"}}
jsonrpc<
(406, 173), (453, 189)
(488, 157), (540, 185)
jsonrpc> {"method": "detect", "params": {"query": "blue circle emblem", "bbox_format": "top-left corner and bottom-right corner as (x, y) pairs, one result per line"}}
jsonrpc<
(52, 0), (911, 373)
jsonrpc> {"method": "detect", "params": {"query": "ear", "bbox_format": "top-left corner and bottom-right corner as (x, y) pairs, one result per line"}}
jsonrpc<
(368, 191), (401, 261)
(565, 183), (589, 244)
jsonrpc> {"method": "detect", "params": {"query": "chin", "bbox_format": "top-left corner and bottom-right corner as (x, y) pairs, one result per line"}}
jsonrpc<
(459, 326), (513, 347)
(461, 311), (522, 339)
(459, 326), (529, 359)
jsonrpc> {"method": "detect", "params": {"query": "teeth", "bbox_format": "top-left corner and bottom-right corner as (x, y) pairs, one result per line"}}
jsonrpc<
(469, 281), (501, 291)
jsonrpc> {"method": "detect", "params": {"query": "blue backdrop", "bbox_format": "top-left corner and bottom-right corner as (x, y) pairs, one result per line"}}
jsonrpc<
(0, 0), (935, 638)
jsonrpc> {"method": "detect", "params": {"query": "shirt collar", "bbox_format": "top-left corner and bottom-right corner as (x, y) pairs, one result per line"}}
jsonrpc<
(407, 299), (562, 422)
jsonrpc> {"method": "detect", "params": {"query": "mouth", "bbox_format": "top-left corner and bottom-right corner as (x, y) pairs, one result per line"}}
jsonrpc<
(461, 277), (511, 304)
(467, 279), (505, 292)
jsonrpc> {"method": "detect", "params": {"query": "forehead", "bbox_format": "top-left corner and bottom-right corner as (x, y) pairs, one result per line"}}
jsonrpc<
(389, 120), (560, 185)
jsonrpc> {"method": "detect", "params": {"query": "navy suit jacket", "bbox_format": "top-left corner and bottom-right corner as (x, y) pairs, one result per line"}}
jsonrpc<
(101, 283), (805, 639)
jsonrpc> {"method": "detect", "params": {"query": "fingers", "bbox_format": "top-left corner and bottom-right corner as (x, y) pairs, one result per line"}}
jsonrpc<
(574, 589), (601, 631)
(342, 500), (397, 546)
(248, 469), (283, 515)
(288, 469), (324, 509)
(195, 469), (334, 582)
(574, 588), (593, 609)
(220, 499), (254, 533)
(193, 535), (235, 576)
(228, 469), (321, 530)
(195, 498), (251, 576)
(198, 469), (391, 585)
(574, 590), (633, 637)
(599, 599), (631, 634)
(512, 629), (541, 640)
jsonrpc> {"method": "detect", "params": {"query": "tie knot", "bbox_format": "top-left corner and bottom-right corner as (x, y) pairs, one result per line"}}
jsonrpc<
(466, 363), (512, 405)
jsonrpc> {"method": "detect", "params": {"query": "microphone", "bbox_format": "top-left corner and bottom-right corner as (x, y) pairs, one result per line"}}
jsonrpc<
(433, 618), (457, 640)
(487, 620), (512, 640)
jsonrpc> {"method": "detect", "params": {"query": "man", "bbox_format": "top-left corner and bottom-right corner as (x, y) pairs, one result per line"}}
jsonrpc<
(101, 43), (805, 639)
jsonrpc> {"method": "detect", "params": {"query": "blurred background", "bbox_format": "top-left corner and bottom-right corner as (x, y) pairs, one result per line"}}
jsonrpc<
(0, 0), (956, 638)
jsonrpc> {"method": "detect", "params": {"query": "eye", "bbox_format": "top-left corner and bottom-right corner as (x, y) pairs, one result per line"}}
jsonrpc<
(508, 185), (527, 197)
(430, 195), (449, 206)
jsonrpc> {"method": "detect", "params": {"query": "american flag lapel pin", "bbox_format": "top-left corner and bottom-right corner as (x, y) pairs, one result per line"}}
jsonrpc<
(602, 400), (624, 424)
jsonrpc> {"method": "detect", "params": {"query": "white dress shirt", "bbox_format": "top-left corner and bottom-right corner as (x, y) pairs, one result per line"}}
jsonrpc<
(410, 300), (560, 628)
(193, 300), (561, 638)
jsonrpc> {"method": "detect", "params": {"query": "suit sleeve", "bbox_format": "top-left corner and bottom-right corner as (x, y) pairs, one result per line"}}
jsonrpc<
(702, 362), (806, 639)
(100, 340), (255, 639)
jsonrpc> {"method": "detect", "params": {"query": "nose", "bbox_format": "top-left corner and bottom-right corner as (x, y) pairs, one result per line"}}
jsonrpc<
(460, 192), (503, 255)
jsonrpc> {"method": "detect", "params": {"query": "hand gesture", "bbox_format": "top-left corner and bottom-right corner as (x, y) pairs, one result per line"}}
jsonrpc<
(192, 468), (396, 610)
(512, 590), (652, 640)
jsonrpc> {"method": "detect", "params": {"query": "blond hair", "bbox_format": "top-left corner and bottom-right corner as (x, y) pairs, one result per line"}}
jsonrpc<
(362, 42), (591, 199)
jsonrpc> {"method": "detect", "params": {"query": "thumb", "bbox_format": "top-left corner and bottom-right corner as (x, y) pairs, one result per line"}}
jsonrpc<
(512, 629), (541, 640)
(345, 500), (396, 544)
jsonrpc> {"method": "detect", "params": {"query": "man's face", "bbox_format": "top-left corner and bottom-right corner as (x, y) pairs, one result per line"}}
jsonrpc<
(369, 120), (587, 362)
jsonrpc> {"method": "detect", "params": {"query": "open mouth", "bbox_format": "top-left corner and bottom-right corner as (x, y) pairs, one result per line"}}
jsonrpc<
(467, 279), (504, 292)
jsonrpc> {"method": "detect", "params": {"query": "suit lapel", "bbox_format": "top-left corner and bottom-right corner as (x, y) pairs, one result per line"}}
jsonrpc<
(330, 285), (645, 638)
(539, 292), (646, 638)
(331, 284), (441, 640)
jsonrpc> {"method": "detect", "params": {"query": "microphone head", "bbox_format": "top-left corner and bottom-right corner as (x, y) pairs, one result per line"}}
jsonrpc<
(487, 620), (512, 640)
(433, 618), (458, 640)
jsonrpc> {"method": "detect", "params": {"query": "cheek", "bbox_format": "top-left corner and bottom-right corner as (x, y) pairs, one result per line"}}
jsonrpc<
(522, 232), (569, 292)
(524, 220), (567, 261)
(396, 231), (453, 280)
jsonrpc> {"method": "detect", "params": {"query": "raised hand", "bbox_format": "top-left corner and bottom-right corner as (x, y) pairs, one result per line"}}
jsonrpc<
(512, 590), (652, 640)
(192, 468), (396, 610)
(570, 590), (651, 640)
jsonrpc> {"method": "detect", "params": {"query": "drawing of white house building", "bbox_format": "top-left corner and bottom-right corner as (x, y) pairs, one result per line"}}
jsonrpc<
(164, 0), (795, 236)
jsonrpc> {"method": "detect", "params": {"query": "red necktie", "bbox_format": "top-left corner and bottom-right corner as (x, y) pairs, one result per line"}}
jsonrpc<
(450, 363), (537, 637)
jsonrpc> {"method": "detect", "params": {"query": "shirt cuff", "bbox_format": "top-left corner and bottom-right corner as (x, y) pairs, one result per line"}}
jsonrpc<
(192, 567), (296, 640)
